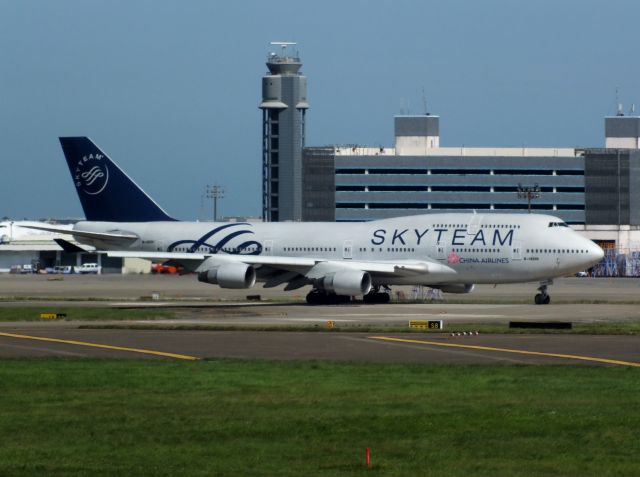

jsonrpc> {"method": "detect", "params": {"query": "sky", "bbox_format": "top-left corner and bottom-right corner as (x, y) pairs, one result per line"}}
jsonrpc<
(1, 0), (639, 220)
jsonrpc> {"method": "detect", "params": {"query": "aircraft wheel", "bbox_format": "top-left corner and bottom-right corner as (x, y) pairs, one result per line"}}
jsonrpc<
(363, 292), (390, 304)
(306, 290), (325, 305)
(378, 292), (391, 304)
(306, 291), (351, 305)
(535, 280), (553, 305)
(328, 294), (351, 304)
(534, 293), (551, 305)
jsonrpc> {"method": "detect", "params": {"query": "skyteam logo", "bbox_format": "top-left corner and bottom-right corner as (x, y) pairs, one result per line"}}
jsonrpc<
(168, 223), (262, 255)
(74, 154), (109, 196)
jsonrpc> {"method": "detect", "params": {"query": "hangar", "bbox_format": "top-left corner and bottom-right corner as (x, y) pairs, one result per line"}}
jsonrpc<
(0, 221), (146, 274)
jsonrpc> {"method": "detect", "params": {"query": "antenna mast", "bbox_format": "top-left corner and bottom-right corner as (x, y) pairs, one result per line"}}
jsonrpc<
(270, 41), (297, 57)
(616, 86), (624, 116)
(422, 87), (429, 115)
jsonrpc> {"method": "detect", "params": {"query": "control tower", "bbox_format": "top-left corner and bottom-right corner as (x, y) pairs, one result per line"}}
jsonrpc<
(259, 42), (309, 221)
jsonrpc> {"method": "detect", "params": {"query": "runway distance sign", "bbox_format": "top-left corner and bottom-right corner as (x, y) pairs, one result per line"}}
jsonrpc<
(409, 320), (443, 330)
(40, 313), (67, 320)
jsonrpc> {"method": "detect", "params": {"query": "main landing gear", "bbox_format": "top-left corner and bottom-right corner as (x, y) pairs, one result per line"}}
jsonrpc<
(363, 286), (391, 304)
(305, 290), (351, 305)
(534, 281), (552, 305)
(305, 286), (392, 305)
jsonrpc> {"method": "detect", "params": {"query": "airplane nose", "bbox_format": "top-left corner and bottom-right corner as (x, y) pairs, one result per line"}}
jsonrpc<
(587, 241), (604, 264)
(592, 243), (604, 261)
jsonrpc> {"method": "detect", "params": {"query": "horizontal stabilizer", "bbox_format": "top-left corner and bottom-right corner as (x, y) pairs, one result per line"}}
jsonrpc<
(54, 238), (88, 253)
(107, 251), (207, 261)
(21, 224), (139, 242)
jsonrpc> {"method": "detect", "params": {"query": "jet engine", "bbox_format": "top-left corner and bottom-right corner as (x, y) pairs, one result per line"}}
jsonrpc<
(438, 283), (475, 294)
(322, 270), (372, 296)
(197, 263), (256, 289)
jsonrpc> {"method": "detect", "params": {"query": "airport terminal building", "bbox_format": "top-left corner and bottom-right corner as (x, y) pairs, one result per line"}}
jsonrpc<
(302, 114), (640, 224)
(256, 44), (640, 274)
(301, 114), (640, 275)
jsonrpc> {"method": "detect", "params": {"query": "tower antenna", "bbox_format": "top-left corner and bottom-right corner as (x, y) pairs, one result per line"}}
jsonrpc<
(422, 87), (429, 115)
(616, 86), (624, 116)
(270, 41), (297, 57)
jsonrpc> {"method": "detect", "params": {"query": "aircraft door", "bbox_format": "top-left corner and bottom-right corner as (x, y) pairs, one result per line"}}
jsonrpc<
(145, 240), (165, 252)
(467, 213), (482, 236)
(343, 240), (353, 259)
(511, 241), (522, 260)
(263, 240), (273, 256)
(142, 239), (158, 252)
(435, 241), (446, 260)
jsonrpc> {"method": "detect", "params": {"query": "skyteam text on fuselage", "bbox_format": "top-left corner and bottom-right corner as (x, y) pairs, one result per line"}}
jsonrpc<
(26, 137), (604, 305)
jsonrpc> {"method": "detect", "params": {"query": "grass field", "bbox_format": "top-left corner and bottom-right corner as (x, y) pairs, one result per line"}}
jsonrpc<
(1, 360), (639, 476)
(2, 306), (640, 335)
(0, 307), (174, 322)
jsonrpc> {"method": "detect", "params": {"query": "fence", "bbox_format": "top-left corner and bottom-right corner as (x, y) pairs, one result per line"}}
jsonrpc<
(590, 245), (640, 277)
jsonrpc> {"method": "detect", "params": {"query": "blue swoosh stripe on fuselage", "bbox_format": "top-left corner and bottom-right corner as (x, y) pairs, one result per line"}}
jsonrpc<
(167, 223), (261, 255)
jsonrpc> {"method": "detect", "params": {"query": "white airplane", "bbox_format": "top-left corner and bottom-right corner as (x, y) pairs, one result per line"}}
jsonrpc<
(26, 137), (604, 305)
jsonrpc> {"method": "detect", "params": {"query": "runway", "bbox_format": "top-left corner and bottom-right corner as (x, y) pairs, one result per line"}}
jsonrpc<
(2, 299), (640, 328)
(2, 274), (640, 303)
(0, 327), (639, 366)
(1, 274), (639, 366)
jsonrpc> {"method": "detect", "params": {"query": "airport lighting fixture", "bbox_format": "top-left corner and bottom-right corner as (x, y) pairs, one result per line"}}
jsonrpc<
(517, 183), (541, 213)
(205, 185), (225, 221)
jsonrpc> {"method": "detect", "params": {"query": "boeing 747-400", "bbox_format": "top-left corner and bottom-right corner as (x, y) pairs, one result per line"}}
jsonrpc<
(25, 137), (604, 305)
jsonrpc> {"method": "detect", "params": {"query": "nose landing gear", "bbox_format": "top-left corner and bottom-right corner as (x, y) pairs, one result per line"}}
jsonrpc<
(534, 280), (552, 305)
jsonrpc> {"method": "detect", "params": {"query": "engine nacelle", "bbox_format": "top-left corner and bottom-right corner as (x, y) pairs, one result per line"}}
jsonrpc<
(322, 270), (372, 296)
(197, 263), (256, 289)
(438, 283), (475, 294)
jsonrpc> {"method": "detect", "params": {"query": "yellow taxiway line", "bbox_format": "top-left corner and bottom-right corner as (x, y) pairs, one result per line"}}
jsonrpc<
(0, 332), (199, 361)
(369, 336), (640, 367)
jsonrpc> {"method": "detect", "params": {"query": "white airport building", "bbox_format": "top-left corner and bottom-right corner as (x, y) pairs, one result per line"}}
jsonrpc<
(0, 221), (148, 274)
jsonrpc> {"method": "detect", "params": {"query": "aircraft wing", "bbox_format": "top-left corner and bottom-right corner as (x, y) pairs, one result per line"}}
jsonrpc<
(105, 251), (455, 278)
(106, 251), (312, 266)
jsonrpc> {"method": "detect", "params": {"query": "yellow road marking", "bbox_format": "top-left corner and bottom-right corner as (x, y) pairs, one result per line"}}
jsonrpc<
(369, 336), (640, 367)
(0, 332), (199, 361)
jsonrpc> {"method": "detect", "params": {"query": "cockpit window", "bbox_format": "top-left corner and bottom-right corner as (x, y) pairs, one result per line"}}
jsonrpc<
(548, 221), (568, 228)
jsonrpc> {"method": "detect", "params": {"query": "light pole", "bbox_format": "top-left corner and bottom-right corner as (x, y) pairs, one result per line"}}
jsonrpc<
(517, 183), (541, 213)
(205, 185), (225, 221)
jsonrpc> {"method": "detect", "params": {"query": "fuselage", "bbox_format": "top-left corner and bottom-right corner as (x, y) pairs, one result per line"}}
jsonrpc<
(73, 213), (604, 286)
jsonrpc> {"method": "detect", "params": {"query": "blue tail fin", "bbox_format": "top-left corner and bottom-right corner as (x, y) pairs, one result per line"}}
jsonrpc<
(59, 137), (176, 222)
